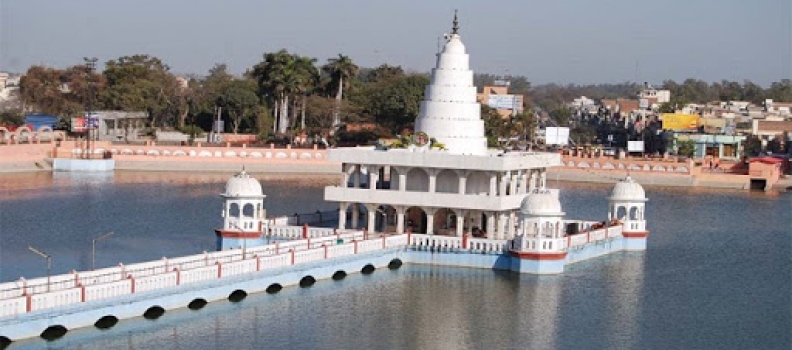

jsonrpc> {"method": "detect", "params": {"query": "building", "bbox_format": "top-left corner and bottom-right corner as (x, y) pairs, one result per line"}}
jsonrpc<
(477, 83), (524, 117)
(324, 14), (562, 241)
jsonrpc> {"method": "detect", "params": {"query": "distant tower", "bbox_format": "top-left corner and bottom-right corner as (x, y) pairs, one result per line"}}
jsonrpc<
(511, 189), (567, 274)
(608, 176), (649, 250)
(215, 169), (266, 250)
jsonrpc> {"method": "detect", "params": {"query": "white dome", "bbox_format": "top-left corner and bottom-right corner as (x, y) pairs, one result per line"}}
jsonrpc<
(520, 190), (564, 217)
(443, 35), (466, 54)
(222, 170), (264, 198)
(609, 177), (646, 202)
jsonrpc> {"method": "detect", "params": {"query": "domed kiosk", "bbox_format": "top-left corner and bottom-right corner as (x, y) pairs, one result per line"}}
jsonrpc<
(511, 190), (568, 274)
(608, 176), (649, 250)
(215, 169), (266, 250)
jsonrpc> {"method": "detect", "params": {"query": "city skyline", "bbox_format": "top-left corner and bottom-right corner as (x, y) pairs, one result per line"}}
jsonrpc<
(1, 0), (790, 86)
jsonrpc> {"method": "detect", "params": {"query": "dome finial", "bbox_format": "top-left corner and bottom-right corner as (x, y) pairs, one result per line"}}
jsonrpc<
(451, 9), (459, 35)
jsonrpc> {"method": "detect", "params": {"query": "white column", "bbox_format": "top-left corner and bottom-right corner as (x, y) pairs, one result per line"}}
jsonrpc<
(486, 212), (496, 240)
(520, 172), (528, 194)
(458, 173), (467, 195)
(456, 213), (465, 237)
(342, 164), (350, 187)
(338, 202), (348, 230)
(428, 170), (437, 193)
(509, 172), (517, 195)
(367, 207), (377, 233)
(399, 172), (407, 191)
(369, 166), (380, 190)
(396, 206), (405, 234)
(497, 212), (507, 240)
(508, 211), (516, 239)
(350, 203), (359, 229)
(498, 172), (507, 196)
(426, 212), (435, 235)
(540, 170), (547, 189)
(489, 173), (497, 197)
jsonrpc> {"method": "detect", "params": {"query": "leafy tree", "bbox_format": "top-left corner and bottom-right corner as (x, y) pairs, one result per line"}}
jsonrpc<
(322, 54), (359, 126)
(100, 55), (180, 127)
(353, 73), (428, 133)
(677, 139), (696, 158)
(251, 50), (318, 133)
(215, 79), (259, 134)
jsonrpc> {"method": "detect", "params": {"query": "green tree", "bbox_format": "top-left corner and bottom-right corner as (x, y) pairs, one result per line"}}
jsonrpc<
(322, 54), (359, 126)
(216, 79), (260, 134)
(101, 55), (180, 127)
(354, 73), (428, 133)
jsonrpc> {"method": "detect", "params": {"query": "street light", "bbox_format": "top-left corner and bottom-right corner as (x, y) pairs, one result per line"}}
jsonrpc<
(28, 246), (52, 292)
(92, 231), (114, 270)
(83, 57), (98, 159)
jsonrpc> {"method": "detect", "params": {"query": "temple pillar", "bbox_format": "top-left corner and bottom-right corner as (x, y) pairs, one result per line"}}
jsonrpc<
(489, 173), (497, 196)
(338, 202), (348, 230)
(457, 171), (468, 195)
(365, 204), (378, 233)
(497, 212), (507, 240)
(508, 211), (516, 239)
(456, 211), (465, 237)
(485, 212), (495, 239)
(369, 166), (381, 190)
(396, 206), (406, 234)
(350, 204), (359, 229)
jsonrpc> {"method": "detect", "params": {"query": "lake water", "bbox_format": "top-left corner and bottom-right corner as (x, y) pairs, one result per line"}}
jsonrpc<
(0, 171), (789, 350)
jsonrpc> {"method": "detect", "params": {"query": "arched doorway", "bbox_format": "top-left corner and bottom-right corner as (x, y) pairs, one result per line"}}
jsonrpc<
(376, 205), (397, 233)
(405, 206), (427, 233)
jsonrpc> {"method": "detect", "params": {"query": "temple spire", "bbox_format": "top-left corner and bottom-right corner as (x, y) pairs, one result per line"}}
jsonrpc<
(451, 10), (459, 35)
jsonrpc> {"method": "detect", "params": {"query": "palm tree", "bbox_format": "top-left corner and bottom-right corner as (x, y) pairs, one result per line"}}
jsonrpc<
(322, 54), (359, 126)
(251, 50), (295, 133)
(291, 56), (319, 130)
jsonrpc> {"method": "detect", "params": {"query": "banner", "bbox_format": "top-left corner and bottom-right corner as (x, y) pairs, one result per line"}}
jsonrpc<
(628, 141), (645, 152)
(545, 127), (569, 145)
(71, 117), (86, 132)
(487, 95), (519, 110)
(661, 113), (699, 130)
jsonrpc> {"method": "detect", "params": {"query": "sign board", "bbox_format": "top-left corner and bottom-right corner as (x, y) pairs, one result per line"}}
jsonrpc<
(661, 113), (699, 130)
(639, 99), (649, 109)
(71, 117), (86, 132)
(545, 127), (570, 145)
(212, 120), (224, 133)
(487, 94), (519, 110)
(627, 141), (645, 152)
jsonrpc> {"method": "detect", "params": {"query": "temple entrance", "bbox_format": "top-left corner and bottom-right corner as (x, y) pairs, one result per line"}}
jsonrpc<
(405, 207), (427, 233)
(433, 208), (457, 236)
(376, 205), (397, 233)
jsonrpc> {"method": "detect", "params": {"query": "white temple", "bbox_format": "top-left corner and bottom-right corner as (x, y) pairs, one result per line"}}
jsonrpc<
(324, 12), (563, 240)
(413, 13), (488, 156)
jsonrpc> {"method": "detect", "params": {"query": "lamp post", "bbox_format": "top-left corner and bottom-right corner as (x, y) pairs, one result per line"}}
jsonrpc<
(83, 57), (98, 159)
(92, 231), (114, 270)
(28, 246), (52, 292)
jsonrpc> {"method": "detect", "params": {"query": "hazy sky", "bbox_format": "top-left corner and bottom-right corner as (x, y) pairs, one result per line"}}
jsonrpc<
(1, 0), (790, 85)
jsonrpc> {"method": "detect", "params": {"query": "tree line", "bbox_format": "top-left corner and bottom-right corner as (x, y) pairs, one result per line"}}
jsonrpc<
(7, 51), (791, 146)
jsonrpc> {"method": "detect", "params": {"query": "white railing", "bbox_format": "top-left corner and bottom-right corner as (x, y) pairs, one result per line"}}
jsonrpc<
(467, 238), (509, 253)
(2, 229), (590, 319)
(410, 235), (463, 251)
(0, 234), (407, 318)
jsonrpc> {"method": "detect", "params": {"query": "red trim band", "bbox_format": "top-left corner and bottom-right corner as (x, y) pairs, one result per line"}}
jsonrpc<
(510, 251), (568, 260)
(623, 231), (650, 238)
(215, 229), (262, 239)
